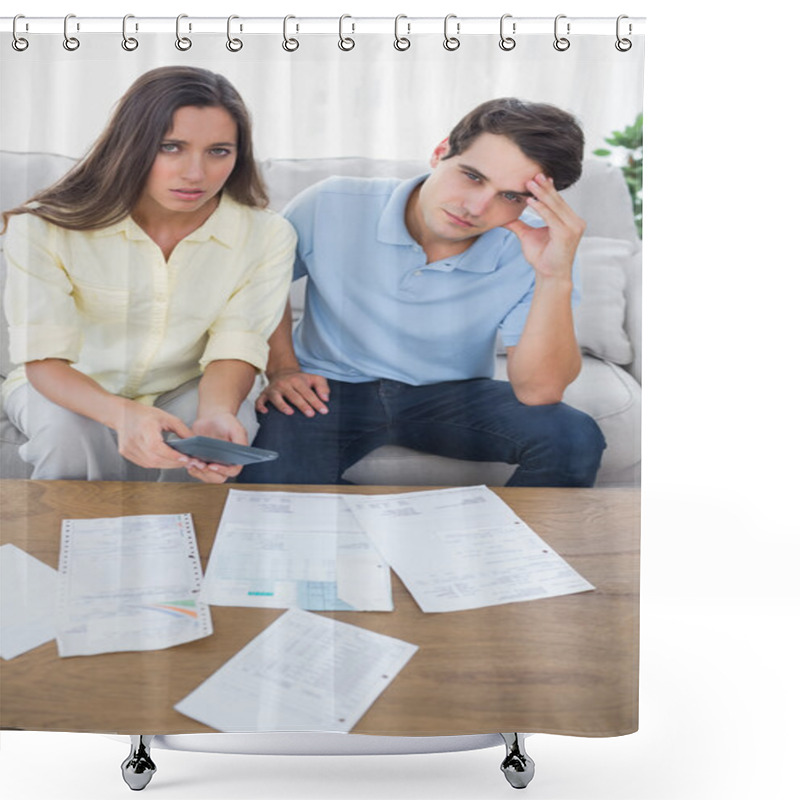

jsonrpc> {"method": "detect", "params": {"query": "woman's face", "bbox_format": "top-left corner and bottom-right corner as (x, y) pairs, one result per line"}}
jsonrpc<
(137, 105), (238, 221)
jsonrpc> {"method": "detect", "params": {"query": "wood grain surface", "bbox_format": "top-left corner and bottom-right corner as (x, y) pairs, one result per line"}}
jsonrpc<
(0, 480), (639, 737)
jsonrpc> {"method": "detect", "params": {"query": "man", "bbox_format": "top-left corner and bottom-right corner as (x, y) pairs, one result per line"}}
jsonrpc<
(240, 98), (605, 487)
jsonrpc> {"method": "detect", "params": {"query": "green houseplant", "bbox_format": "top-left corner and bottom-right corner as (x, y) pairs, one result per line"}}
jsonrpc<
(593, 113), (642, 238)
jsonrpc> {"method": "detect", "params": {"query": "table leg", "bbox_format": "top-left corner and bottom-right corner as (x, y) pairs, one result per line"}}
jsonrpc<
(500, 733), (535, 789)
(121, 735), (157, 791)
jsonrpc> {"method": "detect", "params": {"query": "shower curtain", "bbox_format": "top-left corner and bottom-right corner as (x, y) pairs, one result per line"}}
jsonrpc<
(0, 15), (644, 742)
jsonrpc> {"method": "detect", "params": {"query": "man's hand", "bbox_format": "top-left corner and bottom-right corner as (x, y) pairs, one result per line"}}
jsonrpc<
(182, 411), (250, 483)
(256, 368), (330, 417)
(503, 173), (586, 282)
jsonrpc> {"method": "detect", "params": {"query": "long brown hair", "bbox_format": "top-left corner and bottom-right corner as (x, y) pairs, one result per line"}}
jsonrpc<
(3, 66), (268, 231)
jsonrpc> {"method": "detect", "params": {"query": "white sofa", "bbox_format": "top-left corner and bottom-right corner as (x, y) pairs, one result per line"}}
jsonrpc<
(0, 151), (641, 486)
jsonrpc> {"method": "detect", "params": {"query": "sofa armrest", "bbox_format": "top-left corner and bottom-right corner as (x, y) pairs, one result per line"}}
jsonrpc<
(623, 248), (642, 385)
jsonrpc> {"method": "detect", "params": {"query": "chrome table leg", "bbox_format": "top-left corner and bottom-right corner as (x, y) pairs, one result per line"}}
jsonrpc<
(121, 735), (156, 791)
(500, 733), (535, 789)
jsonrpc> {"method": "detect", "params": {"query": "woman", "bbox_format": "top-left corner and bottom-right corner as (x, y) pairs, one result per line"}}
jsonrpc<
(2, 66), (295, 483)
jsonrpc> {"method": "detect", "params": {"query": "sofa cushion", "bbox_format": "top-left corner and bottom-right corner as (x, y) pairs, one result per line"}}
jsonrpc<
(0, 413), (31, 478)
(0, 251), (11, 379)
(561, 159), (639, 242)
(573, 237), (636, 366)
(343, 446), (515, 487)
(562, 356), (641, 478)
(263, 157), (426, 213)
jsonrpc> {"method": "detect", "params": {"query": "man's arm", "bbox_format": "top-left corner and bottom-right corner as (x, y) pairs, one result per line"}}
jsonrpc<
(254, 301), (331, 417)
(503, 173), (585, 405)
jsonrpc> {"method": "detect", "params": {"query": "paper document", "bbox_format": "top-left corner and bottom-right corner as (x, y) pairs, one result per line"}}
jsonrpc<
(0, 544), (58, 660)
(175, 608), (418, 732)
(56, 514), (212, 657)
(346, 486), (595, 613)
(199, 490), (392, 611)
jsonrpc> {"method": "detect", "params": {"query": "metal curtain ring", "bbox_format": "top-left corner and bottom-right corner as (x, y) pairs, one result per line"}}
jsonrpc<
(175, 14), (192, 51)
(553, 14), (570, 52)
(338, 14), (355, 51)
(394, 14), (411, 51)
(443, 14), (460, 51)
(12, 14), (29, 51)
(615, 14), (633, 51)
(282, 15), (299, 51)
(63, 13), (80, 51)
(121, 14), (139, 51)
(226, 15), (243, 51)
(499, 13), (516, 51)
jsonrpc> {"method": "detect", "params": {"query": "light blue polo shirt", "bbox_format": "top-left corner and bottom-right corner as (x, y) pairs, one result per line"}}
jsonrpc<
(285, 174), (578, 385)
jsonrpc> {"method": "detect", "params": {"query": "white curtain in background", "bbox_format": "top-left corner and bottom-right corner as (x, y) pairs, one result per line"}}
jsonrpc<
(1, 34), (643, 161)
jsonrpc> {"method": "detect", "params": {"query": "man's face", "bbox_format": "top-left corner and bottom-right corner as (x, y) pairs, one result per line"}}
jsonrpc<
(407, 132), (544, 254)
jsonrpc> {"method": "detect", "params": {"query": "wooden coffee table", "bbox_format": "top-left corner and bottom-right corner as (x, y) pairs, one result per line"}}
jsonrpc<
(0, 480), (639, 737)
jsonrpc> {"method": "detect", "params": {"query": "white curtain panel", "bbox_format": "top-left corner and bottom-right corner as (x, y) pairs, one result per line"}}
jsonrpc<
(0, 18), (643, 750)
(1, 32), (643, 161)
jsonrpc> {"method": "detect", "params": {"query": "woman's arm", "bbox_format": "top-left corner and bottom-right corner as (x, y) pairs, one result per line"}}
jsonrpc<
(25, 358), (194, 471)
(188, 359), (258, 482)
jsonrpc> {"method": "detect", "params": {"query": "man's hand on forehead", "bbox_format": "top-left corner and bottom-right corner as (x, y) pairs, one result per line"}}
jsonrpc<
(503, 173), (586, 280)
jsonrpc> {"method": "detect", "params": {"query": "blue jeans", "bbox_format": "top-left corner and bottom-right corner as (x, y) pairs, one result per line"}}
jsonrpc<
(239, 378), (606, 487)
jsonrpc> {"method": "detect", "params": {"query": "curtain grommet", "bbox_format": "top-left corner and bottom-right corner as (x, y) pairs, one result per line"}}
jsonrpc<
(394, 14), (411, 51)
(282, 15), (299, 52)
(121, 14), (139, 51)
(615, 15), (633, 51)
(226, 15), (243, 52)
(175, 14), (192, 51)
(63, 13), (80, 51)
(338, 15), (355, 51)
(553, 14), (570, 52)
(443, 14), (460, 51)
(499, 14), (516, 51)
(12, 14), (29, 51)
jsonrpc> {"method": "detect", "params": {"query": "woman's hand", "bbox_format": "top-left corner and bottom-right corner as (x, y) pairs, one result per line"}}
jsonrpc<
(186, 411), (249, 483)
(114, 401), (195, 471)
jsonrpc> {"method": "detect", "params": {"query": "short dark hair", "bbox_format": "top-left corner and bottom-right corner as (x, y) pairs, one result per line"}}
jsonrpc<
(444, 98), (584, 190)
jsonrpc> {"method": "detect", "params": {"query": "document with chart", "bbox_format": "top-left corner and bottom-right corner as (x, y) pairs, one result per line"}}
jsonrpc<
(56, 514), (212, 657)
(175, 609), (417, 732)
(199, 490), (393, 611)
(346, 486), (595, 613)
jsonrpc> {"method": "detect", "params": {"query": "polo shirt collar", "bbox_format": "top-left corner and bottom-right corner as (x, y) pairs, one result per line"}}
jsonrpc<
(377, 174), (426, 247)
(376, 173), (519, 274)
(95, 192), (238, 248)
